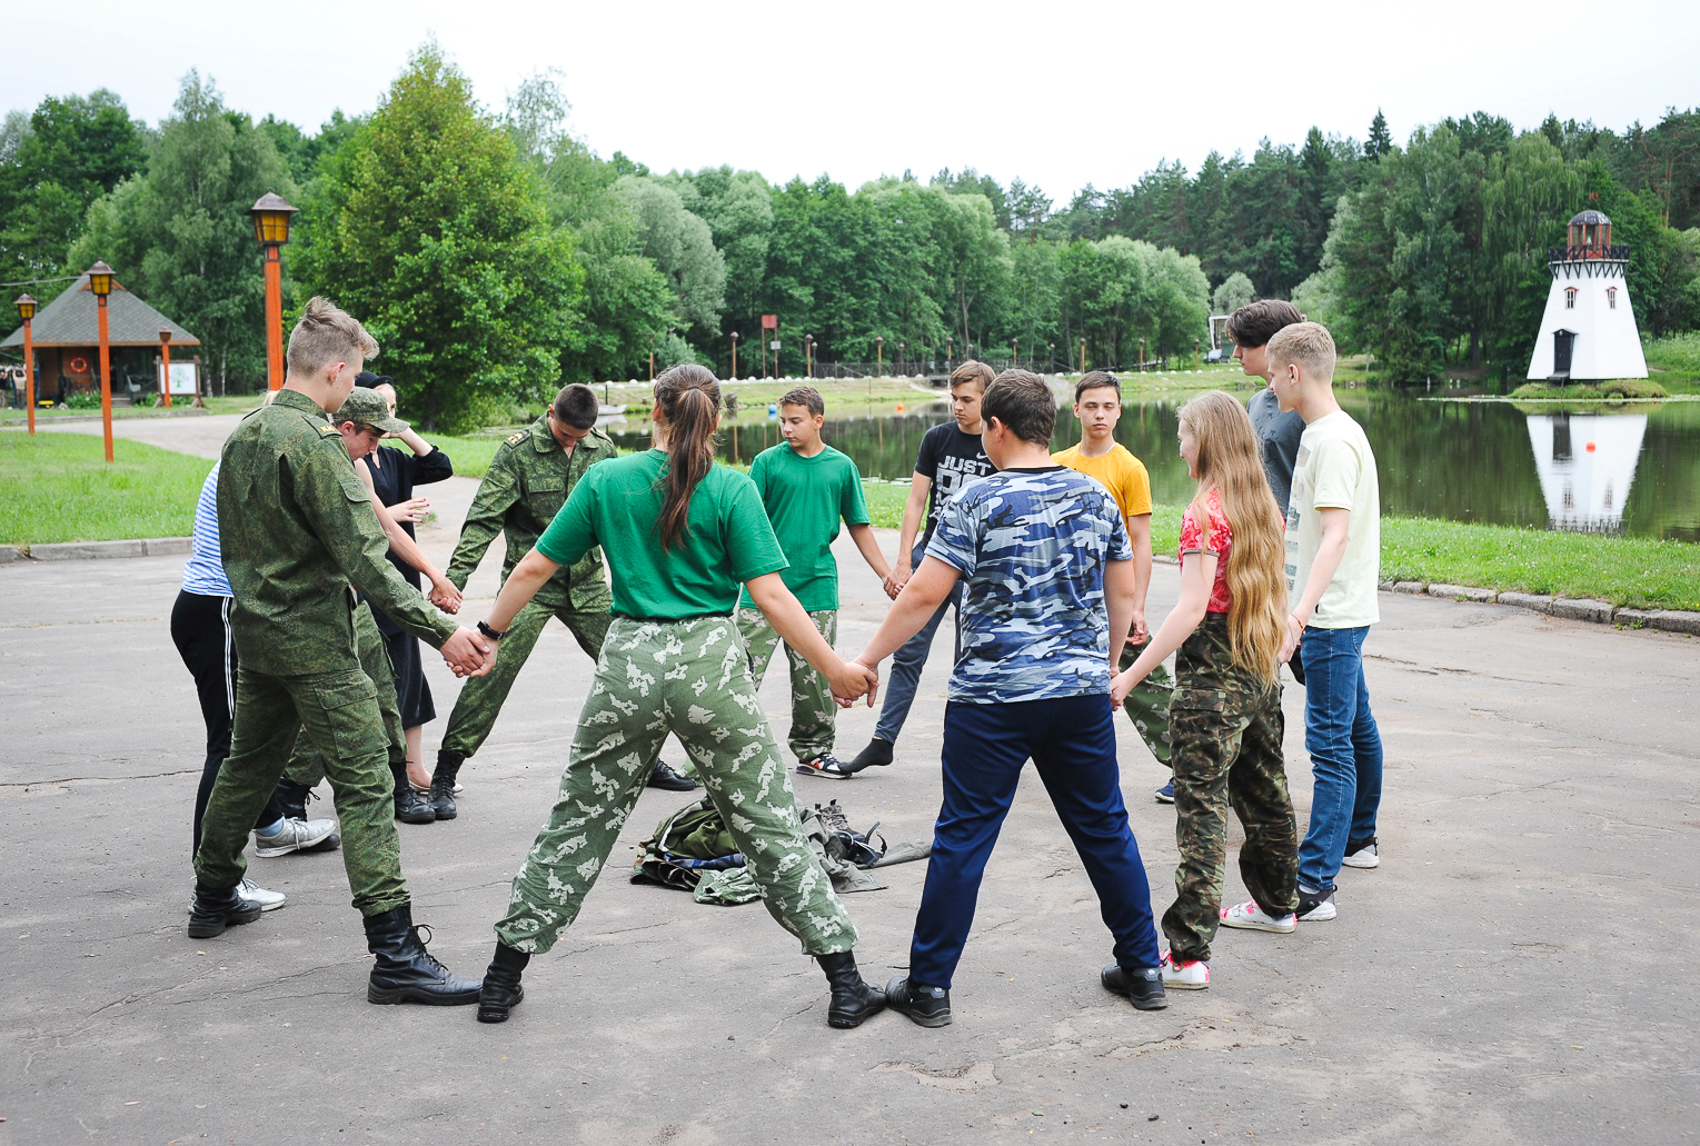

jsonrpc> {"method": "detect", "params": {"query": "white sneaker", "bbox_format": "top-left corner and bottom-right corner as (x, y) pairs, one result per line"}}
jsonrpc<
(239, 877), (286, 911)
(1220, 899), (1297, 933)
(1160, 951), (1210, 990)
(1342, 840), (1380, 869)
(185, 877), (284, 913)
(253, 817), (337, 857)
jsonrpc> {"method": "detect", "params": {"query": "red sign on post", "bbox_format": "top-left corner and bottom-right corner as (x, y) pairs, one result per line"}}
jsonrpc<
(761, 314), (778, 330)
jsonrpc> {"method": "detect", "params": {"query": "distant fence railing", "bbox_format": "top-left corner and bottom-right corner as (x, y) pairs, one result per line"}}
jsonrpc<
(1549, 243), (1632, 263)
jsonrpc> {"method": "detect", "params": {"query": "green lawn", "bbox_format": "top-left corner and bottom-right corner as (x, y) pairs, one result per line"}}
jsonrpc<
(1, 432), (213, 544)
(6, 430), (1696, 611)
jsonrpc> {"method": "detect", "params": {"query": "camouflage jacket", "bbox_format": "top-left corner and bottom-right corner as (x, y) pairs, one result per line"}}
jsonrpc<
(217, 388), (457, 676)
(445, 414), (614, 610)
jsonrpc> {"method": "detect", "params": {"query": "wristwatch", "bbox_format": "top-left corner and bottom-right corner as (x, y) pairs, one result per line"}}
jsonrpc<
(477, 620), (507, 641)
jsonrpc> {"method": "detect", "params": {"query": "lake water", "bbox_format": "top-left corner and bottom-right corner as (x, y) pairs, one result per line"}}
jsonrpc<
(606, 390), (1700, 542)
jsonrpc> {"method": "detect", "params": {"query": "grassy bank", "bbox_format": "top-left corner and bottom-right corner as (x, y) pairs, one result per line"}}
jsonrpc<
(7, 430), (1695, 612)
(863, 483), (1699, 612)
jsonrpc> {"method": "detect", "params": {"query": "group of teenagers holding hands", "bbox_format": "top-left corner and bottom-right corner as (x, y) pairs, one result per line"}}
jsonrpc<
(182, 294), (1383, 1031)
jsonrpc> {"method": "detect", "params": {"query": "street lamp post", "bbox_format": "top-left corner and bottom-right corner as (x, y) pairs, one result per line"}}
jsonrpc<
(804, 334), (813, 378)
(1079, 337), (1086, 374)
(249, 192), (299, 391)
(899, 342), (905, 375)
(876, 335), (883, 376)
(1139, 337), (1146, 372)
(946, 336), (953, 373)
(159, 327), (172, 409)
(731, 331), (739, 379)
(14, 294), (36, 436)
(1048, 342), (1055, 373)
(87, 261), (116, 463)
(1012, 336), (1018, 369)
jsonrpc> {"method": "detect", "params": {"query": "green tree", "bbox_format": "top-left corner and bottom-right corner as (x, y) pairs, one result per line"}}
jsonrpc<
(1366, 109), (1393, 161)
(0, 90), (146, 294)
(299, 44), (584, 431)
(502, 72), (673, 382)
(71, 73), (289, 388)
(1212, 271), (1256, 314)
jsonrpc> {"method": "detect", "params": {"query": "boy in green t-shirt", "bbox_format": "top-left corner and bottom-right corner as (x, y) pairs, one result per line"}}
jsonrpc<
(738, 386), (893, 780)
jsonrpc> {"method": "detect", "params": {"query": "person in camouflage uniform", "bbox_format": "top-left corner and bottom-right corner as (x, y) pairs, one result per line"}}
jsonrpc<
(427, 383), (695, 819)
(189, 297), (491, 1007)
(1113, 391), (1298, 992)
(278, 387), (460, 826)
(471, 365), (885, 1030)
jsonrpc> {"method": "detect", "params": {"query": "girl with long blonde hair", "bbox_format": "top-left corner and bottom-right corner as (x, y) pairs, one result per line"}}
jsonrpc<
(1111, 390), (1299, 991)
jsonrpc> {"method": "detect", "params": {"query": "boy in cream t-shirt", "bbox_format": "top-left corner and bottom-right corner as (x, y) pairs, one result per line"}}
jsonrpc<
(1267, 322), (1384, 923)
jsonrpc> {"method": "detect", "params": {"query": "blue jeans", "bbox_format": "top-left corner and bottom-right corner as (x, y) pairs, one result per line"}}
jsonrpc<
(908, 695), (1162, 989)
(872, 552), (963, 744)
(1296, 625), (1383, 892)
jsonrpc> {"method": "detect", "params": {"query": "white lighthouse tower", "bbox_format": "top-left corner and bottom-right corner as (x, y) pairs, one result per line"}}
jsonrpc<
(1526, 209), (1648, 382)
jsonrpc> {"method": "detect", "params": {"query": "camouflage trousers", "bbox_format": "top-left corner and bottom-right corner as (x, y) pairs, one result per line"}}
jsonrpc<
(494, 615), (858, 956)
(283, 602), (404, 788)
(1119, 637), (1174, 767)
(438, 596), (612, 760)
(736, 607), (838, 763)
(1163, 614), (1298, 964)
(195, 615), (408, 916)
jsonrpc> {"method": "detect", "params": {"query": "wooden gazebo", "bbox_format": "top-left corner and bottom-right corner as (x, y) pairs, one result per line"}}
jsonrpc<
(2, 273), (201, 405)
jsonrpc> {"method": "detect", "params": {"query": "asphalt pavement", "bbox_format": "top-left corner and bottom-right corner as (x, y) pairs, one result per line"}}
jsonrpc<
(3, 412), (1699, 1144)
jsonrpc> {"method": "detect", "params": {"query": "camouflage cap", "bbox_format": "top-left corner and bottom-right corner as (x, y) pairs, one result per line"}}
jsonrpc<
(334, 386), (409, 434)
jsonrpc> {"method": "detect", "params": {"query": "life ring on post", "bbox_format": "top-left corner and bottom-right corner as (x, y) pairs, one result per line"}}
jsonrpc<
(68, 356), (89, 374)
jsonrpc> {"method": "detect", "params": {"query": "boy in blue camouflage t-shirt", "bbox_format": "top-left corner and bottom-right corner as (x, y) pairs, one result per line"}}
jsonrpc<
(850, 370), (1166, 1027)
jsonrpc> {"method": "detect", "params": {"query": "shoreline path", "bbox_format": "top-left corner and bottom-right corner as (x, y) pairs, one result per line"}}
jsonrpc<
(2, 413), (1697, 1143)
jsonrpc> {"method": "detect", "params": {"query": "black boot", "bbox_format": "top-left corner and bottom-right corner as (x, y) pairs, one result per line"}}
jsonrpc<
(817, 950), (886, 1029)
(274, 776), (312, 822)
(429, 751), (463, 820)
(187, 883), (263, 939)
(391, 761), (435, 824)
(477, 942), (530, 1023)
(362, 903), (481, 1005)
(646, 760), (699, 791)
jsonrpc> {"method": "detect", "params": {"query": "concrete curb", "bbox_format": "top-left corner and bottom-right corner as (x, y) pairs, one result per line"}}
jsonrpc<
(2, 537), (191, 563)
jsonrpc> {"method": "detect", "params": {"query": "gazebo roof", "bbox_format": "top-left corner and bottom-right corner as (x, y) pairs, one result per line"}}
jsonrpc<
(2, 274), (201, 349)
(1570, 209), (1611, 226)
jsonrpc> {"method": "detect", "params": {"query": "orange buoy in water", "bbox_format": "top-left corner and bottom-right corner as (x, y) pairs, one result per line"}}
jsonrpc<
(896, 403), (904, 412)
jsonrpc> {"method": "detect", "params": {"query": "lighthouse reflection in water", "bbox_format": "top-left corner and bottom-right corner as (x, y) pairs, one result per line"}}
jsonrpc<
(1526, 412), (1647, 534)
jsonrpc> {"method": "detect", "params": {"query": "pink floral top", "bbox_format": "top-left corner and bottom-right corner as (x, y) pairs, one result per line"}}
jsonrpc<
(1177, 489), (1234, 614)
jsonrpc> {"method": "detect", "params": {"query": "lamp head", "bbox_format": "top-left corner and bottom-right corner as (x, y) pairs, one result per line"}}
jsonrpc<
(14, 294), (36, 322)
(250, 191), (300, 246)
(87, 262), (115, 298)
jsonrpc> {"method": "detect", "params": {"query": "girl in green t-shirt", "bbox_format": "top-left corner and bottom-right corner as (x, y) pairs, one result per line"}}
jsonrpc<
(470, 364), (886, 1030)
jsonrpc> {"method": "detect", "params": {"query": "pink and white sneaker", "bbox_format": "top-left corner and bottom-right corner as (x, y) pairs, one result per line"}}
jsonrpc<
(1220, 899), (1298, 933)
(1160, 950), (1210, 990)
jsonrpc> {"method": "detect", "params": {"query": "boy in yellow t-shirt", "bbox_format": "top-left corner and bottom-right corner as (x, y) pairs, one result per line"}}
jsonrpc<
(1053, 372), (1175, 800)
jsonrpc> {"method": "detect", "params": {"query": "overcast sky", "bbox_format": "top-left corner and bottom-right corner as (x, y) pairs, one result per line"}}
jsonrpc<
(11, 0), (1699, 204)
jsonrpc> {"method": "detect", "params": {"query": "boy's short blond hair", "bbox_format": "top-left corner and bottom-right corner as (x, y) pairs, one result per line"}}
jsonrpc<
(286, 297), (380, 377)
(1266, 321), (1336, 380)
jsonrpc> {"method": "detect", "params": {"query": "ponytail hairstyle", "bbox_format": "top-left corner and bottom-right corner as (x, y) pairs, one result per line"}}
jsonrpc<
(653, 363), (722, 550)
(1175, 391), (1286, 683)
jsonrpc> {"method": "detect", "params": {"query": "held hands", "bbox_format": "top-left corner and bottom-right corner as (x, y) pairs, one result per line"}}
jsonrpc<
(1279, 613), (1304, 663)
(1130, 609), (1148, 645)
(879, 574), (901, 601)
(440, 627), (496, 678)
(829, 657), (880, 708)
(428, 575), (463, 614)
(1109, 666), (1140, 708)
(386, 497), (430, 526)
(884, 564), (911, 598)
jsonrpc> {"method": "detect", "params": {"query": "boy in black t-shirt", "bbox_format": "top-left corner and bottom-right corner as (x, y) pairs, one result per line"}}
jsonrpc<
(845, 361), (998, 774)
